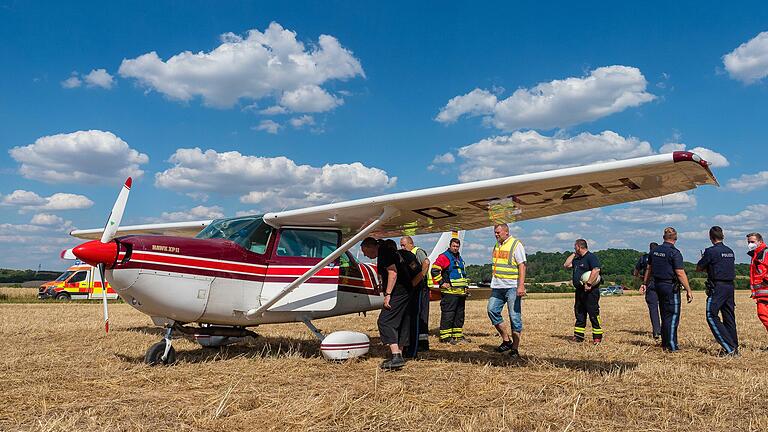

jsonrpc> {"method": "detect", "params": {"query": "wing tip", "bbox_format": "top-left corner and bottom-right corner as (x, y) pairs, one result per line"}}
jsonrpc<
(672, 151), (708, 168)
(125, 177), (132, 189)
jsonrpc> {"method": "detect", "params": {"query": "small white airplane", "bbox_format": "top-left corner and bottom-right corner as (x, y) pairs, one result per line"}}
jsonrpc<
(65, 151), (717, 364)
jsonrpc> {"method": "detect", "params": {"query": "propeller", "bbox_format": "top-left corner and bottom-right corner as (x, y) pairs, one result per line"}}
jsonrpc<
(94, 177), (132, 333)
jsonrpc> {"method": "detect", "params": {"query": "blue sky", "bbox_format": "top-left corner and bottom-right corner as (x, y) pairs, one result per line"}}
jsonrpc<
(1, 1), (767, 270)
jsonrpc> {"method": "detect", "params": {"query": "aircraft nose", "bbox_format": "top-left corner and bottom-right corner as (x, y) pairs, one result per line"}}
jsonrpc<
(72, 240), (118, 267)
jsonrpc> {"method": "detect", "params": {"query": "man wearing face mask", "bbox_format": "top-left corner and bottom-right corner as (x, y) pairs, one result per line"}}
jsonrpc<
(747, 233), (768, 334)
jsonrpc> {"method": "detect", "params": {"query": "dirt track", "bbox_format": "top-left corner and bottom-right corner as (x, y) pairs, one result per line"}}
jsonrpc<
(2, 294), (767, 431)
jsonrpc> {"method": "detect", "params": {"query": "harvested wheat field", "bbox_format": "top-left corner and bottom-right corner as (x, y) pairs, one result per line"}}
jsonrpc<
(2, 294), (768, 432)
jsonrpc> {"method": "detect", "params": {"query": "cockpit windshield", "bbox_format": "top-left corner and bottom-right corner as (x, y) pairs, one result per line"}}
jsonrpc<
(195, 216), (273, 254)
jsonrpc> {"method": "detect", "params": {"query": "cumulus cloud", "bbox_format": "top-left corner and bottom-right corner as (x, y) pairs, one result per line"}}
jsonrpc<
(289, 115), (315, 128)
(61, 74), (82, 89)
(118, 22), (364, 111)
(61, 69), (115, 90)
(9, 130), (149, 184)
(606, 207), (687, 224)
(726, 171), (768, 192)
(280, 85), (342, 112)
(723, 31), (768, 84)
(714, 204), (768, 226)
(151, 205), (225, 222)
(436, 66), (655, 130)
(154, 148), (396, 209)
(30, 213), (65, 226)
(456, 130), (654, 181)
(84, 69), (115, 89)
(254, 120), (281, 134)
(1, 190), (94, 212)
(431, 152), (455, 164)
(634, 192), (697, 208)
(658, 143), (729, 167)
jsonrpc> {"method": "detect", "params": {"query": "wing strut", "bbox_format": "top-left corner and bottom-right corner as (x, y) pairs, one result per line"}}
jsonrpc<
(245, 206), (399, 320)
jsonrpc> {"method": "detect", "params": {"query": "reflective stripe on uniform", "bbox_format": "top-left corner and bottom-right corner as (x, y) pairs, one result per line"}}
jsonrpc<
(492, 237), (521, 280)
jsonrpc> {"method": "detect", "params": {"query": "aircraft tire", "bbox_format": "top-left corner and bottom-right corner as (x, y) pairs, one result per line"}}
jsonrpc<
(144, 340), (177, 366)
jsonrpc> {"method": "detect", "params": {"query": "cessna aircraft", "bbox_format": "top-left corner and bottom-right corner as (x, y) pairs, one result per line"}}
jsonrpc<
(65, 151), (717, 365)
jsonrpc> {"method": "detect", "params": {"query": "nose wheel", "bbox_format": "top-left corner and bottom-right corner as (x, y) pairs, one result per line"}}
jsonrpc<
(144, 327), (176, 365)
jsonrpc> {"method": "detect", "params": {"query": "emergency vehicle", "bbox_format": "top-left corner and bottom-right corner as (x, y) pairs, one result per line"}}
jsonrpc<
(38, 261), (118, 301)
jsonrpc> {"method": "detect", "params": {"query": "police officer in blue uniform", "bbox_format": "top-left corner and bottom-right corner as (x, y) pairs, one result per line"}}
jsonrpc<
(696, 226), (738, 356)
(635, 242), (660, 339)
(641, 227), (694, 352)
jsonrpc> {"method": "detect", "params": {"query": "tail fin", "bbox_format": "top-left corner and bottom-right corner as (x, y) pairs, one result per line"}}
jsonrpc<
(428, 231), (465, 263)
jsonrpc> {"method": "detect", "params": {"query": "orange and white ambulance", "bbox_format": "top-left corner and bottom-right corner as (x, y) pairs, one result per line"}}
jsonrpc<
(38, 261), (118, 301)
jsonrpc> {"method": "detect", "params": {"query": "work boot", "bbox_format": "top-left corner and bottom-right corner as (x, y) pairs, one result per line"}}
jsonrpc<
(570, 335), (585, 343)
(593, 337), (603, 345)
(417, 339), (430, 352)
(496, 340), (513, 353)
(380, 353), (406, 370)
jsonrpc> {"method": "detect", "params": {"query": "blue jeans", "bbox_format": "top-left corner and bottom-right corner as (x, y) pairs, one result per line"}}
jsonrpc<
(487, 288), (523, 332)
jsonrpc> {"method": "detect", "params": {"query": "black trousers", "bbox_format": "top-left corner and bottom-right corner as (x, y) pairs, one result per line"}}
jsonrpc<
(377, 285), (413, 346)
(439, 293), (466, 340)
(405, 284), (429, 355)
(411, 284), (429, 343)
(706, 282), (738, 353)
(574, 289), (602, 340)
(656, 282), (681, 351)
(645, 281), (661, 337)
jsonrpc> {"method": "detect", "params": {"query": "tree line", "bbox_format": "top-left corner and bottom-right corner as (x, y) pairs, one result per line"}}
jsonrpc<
(465, 249), (752, 293)
(0, 268), (61, 284)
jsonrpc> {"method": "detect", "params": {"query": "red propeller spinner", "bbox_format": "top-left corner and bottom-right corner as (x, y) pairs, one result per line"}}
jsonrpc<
(72, 240), (119, 267)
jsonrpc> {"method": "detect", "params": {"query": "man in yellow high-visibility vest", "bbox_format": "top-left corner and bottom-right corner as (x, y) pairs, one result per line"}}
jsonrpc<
(488, 223), (527, 358)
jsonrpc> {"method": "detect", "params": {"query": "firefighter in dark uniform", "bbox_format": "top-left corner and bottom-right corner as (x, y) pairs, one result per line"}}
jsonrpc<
(696, 226), (738, 355)
(641, 227), (694, 352)
(635, 242), (661, 339)
(564, 239), (603, 343)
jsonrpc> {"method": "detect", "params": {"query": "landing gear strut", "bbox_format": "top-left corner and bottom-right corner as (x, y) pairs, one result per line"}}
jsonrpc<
(144, 326), (176, 366)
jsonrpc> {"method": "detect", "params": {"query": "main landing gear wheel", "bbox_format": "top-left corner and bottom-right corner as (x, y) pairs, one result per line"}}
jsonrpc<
(144, 340), (176, 366)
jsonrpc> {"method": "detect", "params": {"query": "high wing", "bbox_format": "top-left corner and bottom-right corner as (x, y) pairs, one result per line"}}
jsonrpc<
(263, 152), (717, 238)
(70, 220), (212, 240)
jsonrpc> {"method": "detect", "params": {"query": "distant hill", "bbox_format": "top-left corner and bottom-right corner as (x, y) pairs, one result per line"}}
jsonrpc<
(465, 248), (751, 291)
(0, 268), (62, 284)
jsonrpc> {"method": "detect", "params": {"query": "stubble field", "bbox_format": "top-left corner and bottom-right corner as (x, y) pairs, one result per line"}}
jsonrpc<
(2, 292), (768, 432)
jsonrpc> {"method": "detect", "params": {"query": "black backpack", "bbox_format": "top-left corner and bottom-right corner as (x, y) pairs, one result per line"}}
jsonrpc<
(395, 249), (423, 289)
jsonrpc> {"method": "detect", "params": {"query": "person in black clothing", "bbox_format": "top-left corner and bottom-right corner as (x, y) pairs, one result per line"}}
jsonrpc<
(696, 226), (739, 356)
(641, 227), (694, 352)
(635, 242), (661, 339)
(361, 237), (415, 370)
(564, 239), (603, 343)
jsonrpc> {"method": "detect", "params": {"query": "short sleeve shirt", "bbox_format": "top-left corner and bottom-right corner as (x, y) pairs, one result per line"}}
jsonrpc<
(376, 245), (410, 292)
(572, 251), (601, 290)
(414, 247), (429, 287)
(490, 240), (527, 289)
(696, 243), (735, 282)
(650, 242), (684, 282)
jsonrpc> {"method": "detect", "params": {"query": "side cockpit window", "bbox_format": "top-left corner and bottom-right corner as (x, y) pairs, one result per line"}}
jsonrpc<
(247, 222), (272, 254)
(277, 229), (340, 258)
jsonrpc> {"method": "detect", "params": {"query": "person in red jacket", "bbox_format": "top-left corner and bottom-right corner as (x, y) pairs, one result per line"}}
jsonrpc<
(748, 233), (768, 332)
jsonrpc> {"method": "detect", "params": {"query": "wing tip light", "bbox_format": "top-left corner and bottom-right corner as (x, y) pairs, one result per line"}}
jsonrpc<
(672, 151), (708, 168)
